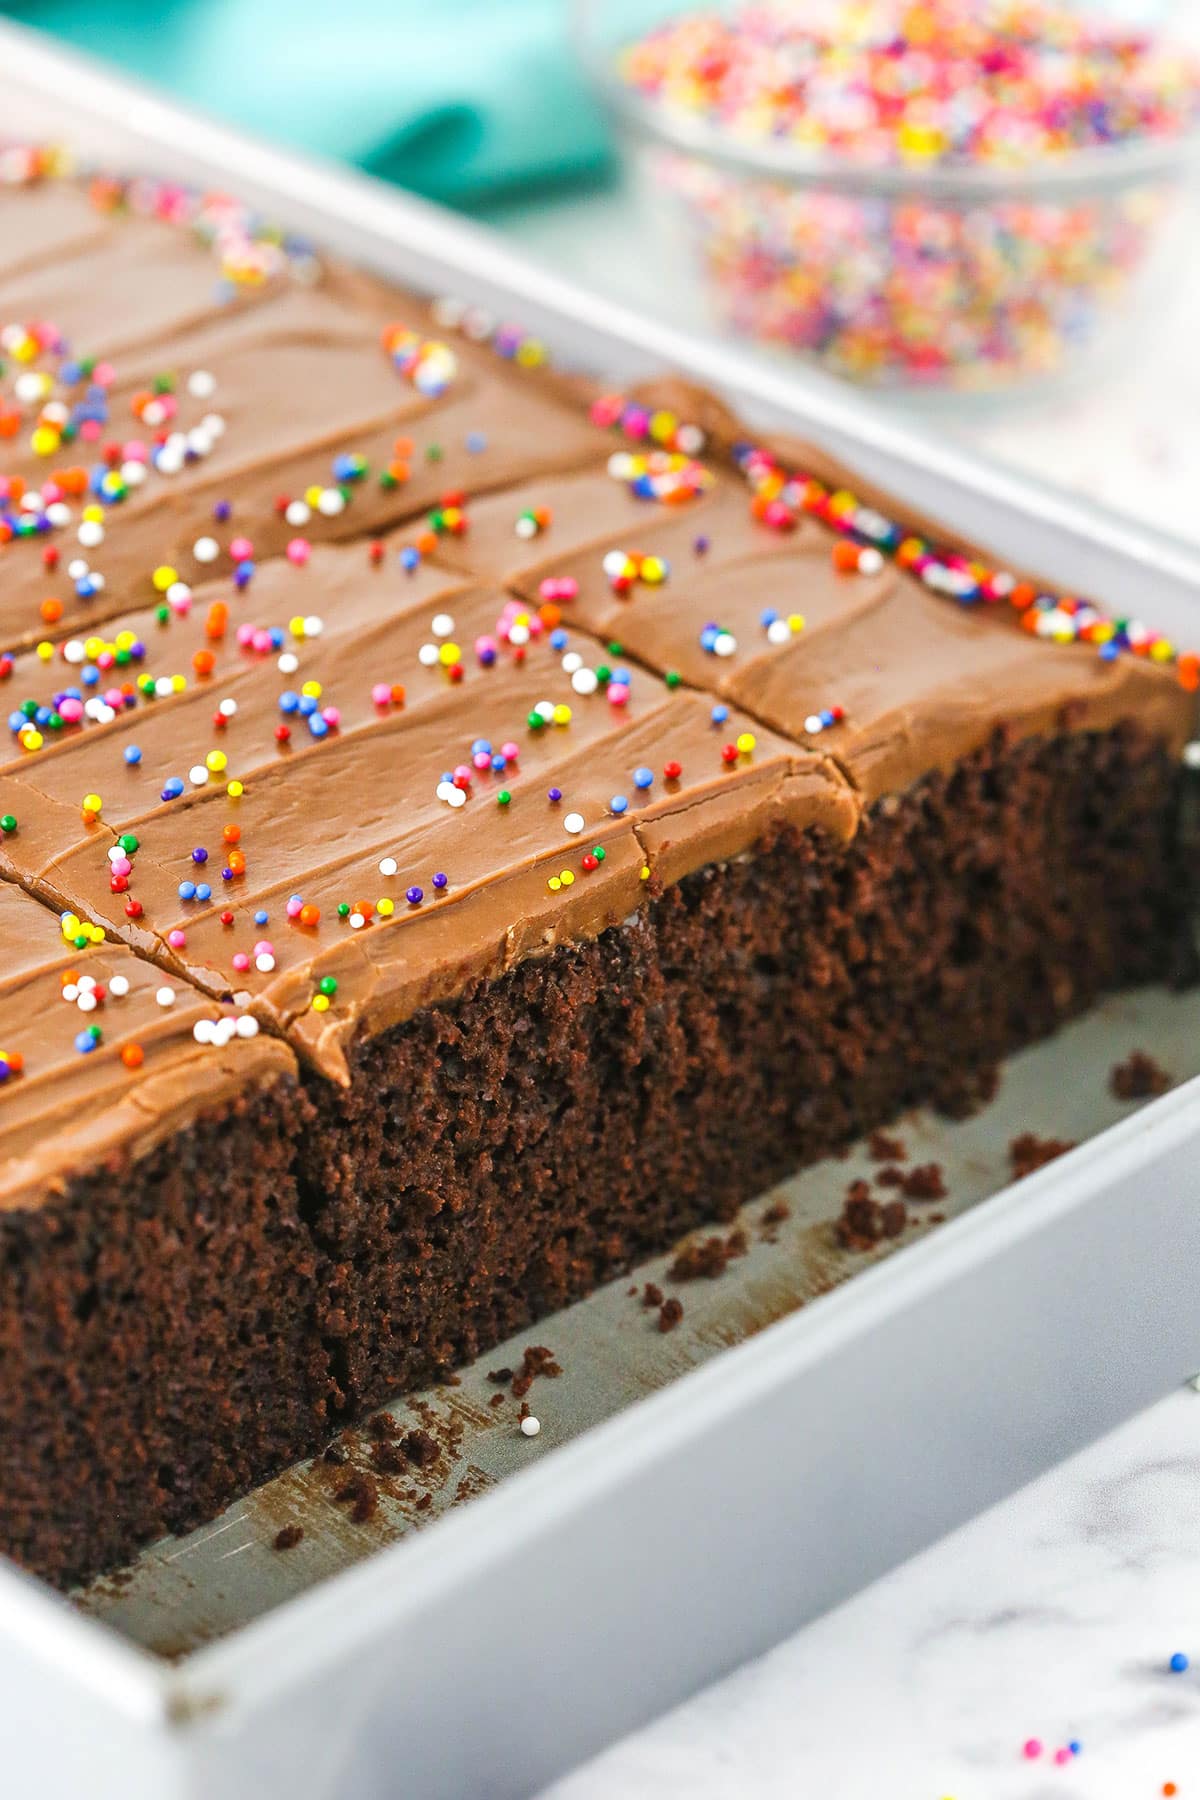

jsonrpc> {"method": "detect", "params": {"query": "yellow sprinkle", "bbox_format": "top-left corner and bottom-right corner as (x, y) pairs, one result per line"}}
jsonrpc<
(560, 869), (575, 887)
(115, 631), (136, 652)
(649, 409), (677, 444)
(36, 641), (53, 662)
(303, 485), (323, 508)
(13, 335), (37, 364)
(87, 924), (105, 944)
(788, 613), (805, 633)
(311, 993), (330, 1013)
(547, 876), (562, 892)
(438, 642), (461, 667)
(639, 865), (651, 881)
(641, 556), (667, 585)
(205, 750), (227, 773)
(227, 780), (244, 798)
(84, 636), (104, 659)
(171, 674), (187, 694)
(552, 703), (571, 726)
(289, 615), (306, 639)
(82, 792), (102, 814)
(736, 732), (757, 755)
(62, 914), (80, 936)
(31, 425), (60, 457)
(516, 340), (546, 367)
(377, 896), (395, 917)
(21, 728), (43, 752)
(152, 566), (178, 593)
(300, 680), (322, 699)
(1151, 639), (1174, 663)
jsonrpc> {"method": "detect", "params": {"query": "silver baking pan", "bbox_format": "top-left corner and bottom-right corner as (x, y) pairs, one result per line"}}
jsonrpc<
(3, 23), (1200, 1800)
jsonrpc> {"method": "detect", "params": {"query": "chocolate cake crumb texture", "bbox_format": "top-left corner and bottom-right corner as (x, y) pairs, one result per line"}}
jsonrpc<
(0, 153), (1195, 1587)
(1009, 1132), (1077, 1180)
(273, 1524), (304, 1552)
(1110, 1050), (1173, 1101)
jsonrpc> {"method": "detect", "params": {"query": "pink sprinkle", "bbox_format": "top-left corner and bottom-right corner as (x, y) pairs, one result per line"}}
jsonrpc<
(58, 697), (84, 723)
(236, 623), (254, 647)
(472, 751), (491, 771)
(322, 707), (340, 729)
(253, 939), (274, 958)
(80, 419), (102, 442)
(93, 362), (115, 386)
(123, 439), (147, 463)
(453, 764), (473, 784)
(1023, 1739), (1043, 1761)
(285, 898), (303, 919)
(102, 687), (123, 709)
(110, 856), (132, 878)
(500, 740), (519, 762)
(232, 952), (250, 973)
(251, 629), (272, 654)
(229, 536), (253, 561)
(167, 929), (186, 950)
(169, 590), (191, 616)
(607, 682), (630, 707)
(1054, 1748), (1072, 1767)
(286, 538), (311, 567)
(371, 682), (391, 707)
(474, 635), (498, 661)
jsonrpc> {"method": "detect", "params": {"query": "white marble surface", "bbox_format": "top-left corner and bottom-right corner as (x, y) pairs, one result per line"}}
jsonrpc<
(543, 1389), (1200, 1799)
(486, 119), (1200, 1800)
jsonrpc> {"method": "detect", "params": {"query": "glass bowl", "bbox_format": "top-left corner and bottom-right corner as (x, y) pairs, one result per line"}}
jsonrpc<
(573, 0), (1200, 399)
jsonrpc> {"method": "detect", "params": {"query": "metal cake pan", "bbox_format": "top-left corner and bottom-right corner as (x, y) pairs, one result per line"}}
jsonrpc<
(2, 24), (1200, 1800)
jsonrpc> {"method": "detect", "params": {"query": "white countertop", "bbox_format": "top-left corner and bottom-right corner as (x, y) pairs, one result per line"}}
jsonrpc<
(484, 163), (1200, 1800)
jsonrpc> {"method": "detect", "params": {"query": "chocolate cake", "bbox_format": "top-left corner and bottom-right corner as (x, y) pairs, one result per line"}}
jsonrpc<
(0, 163), (1193, 1587)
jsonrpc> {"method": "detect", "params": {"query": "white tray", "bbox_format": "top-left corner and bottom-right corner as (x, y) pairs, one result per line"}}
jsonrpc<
(2, 24), (1200, 1800)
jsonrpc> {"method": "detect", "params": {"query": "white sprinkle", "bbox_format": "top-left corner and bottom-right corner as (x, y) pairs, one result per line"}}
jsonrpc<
(154, 676), (175, 699)
(77, 975), (97, 992)
(192, 536), (220, 564)
(189, 765), (209, 786)
(285, 500), (311, 527)
(520, 1416), (541, 1438)
(564, 812), (585, 835)
(303, 616), (324, 639)
(61, 983), (79, 1003)
(508, 623), (530, 647)
(187, 369), (216, 399)
(571, 668), (598, 696)
(431, 613), (454, 639)
(1185, 742), (1200, 770)
(77, 991), (97, 1013)
(379, 857), (398, 877)
(193, 1019), (215, 1045)
(156, 987), (176, 1008)
(713, 632), (737, 657)
(202, 412), (226, 440)
(122, 461), (148, 487)
(677, 423), (705, 454)
(236, 1014), (260, 1039)
(77, 520), (104, 549)
(62, 638), (86, 665)
(515, 516), (537, 539)
(349, 912), (366, 930)
(804, 714), (823, 735)
(534, 700), (555, 722)
(67, 558), (89, 581)
(219, 698), (238, 719)
(602, 548), (629, 578)
(561, 651), (583, 675)
(109, 975), (130, 998)
(766, 620), (791, 645)
(317, 488), (344, 517)
(255, 952), (276, 974)
(858, 547), (885, 576)
(418, 643), (440, 667)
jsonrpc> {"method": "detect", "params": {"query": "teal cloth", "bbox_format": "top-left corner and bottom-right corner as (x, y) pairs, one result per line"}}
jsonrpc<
(3, 0), (612, 202)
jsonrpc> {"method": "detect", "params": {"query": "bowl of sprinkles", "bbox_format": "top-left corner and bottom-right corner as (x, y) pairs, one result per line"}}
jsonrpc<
(578, 0), (1200, 394)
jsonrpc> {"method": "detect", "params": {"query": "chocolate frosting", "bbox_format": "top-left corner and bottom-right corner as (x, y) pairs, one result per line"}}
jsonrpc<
(0, 882), (294, 1213)
(0, 177), (1193, 1204)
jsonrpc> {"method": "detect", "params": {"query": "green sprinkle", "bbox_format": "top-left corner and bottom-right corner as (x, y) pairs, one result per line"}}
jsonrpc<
(426, 444), (443, 463)
(497, 789), (511, 807)
(526, 711), (545, 731)
(607, 641), (623, 657)
(595, 665), (611, 687)
(337, 902), (350, 918)
(592, 845), (606, 862)
(665, 670), (682, 689)
(118, 833), (139, 854)
(318, 976), (338, 996)
(0, 814), (17, 834)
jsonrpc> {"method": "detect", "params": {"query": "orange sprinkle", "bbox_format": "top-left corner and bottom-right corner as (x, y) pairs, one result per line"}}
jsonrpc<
(832, 540), (861, 574)
(226, 850), (246, 875)
(222, 824), (241, 844)
(205, 601), (228, 641)
(192, 648), (216, 677)
(298, 904), (320, 928)
(40, 595), (63, 624)
(120, 1043), (144, 1070)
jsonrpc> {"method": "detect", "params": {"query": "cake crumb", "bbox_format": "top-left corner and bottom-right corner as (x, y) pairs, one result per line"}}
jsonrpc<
(322, 1441), (348, 1466)
(487, 1366), (513, 1386)
(371, 1442), (408, 1475)
(1009, 1132), (1076, 1179)
(488, 1391), (505, 1409)
(642, 1281), (664, 1308)
(836, 1190), (908, 1250)
(668, 1227), (748, 1282)
(273, 1524), (304, 1552)
(868, 1130), (907, 1162)
(333, 1474), (378, 1524)
(658, 1296), (684, 1333)
(401, 1429), (439, 1470)
(875, 1165), (905, 1188)
(901, 1162), (947, 1201)
(367, 1412), (399, 1439)
(761, 1199), (790, 1227)
(511, 1344), (561, 1397)
(415, 1493), (433, 1512)
(1110, 1050), (1171, 1100)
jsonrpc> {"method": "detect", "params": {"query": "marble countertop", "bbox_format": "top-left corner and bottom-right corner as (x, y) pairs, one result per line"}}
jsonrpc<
(480, 160), (1200, 1800)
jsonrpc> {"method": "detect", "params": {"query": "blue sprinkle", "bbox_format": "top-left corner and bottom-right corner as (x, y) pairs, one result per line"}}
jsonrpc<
(1170, 1652), (1189, 1674)
(471, 739), (492, 757)
(75, 1030), (98, 1055)
(399, 546), (420, 572)
(466, 432), (487, 453)
(278, 691), (300, 714)
(633, 767), (653, 789)
(297, 694), (318, 717)
(192, 847), (208, 864)
(179, 881), (197, 901)
(490, 752), (506, 772)
(254, 909), (269, 926)
(124, 745), (142, 766)
(819, 710), (835, 729)
(308, 714), (329, 738)
(548, 787), (562, 803)
(162, 777), (184, 800)
(760, 609), (778, 627)
(711, 704), (729, 725)
(406, 885), (424, 905)
(550, 629), (568, 651)
(610, 795), (628, 815)
(195, 883), (212, 902)
(82, 666), (99, 687)
(432, 872), (448, 890)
